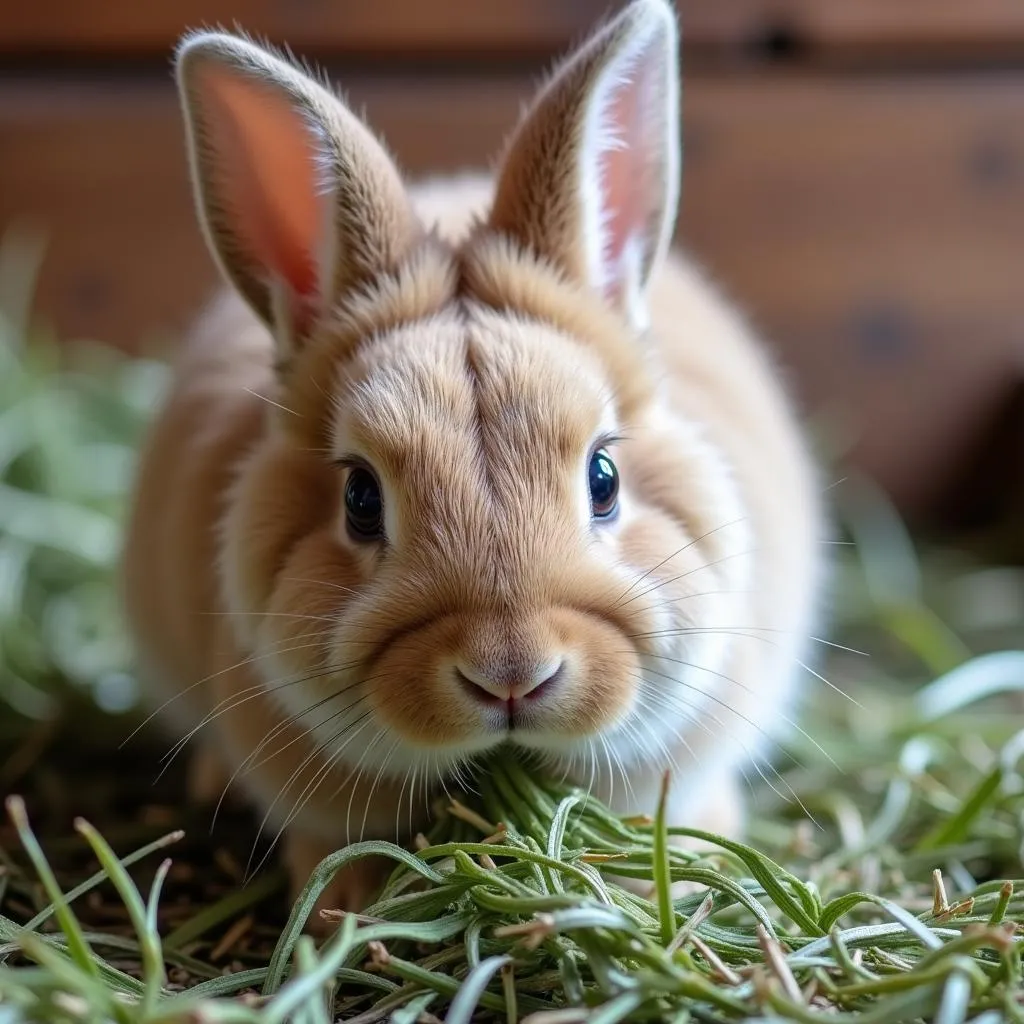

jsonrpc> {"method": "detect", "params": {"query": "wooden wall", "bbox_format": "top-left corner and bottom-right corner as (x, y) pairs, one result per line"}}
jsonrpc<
(2, 0), (1024, 525)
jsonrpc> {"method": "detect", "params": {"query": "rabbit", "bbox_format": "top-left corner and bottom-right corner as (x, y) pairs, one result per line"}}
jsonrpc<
(121, 0), (825, 923)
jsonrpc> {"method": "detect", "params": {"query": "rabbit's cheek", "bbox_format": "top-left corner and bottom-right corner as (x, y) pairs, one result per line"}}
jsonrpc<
(523, 640), (639, 742)
(220, 442), (340, 623)
(362, 616), (494, 751)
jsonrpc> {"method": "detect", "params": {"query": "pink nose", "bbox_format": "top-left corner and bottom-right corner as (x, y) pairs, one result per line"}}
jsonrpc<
(455, 656), (564, 703)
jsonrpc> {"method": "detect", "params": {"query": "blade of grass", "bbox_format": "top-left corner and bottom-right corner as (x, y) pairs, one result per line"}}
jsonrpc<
(21, 828), (183, 934)
(4, 797), (99, 983)
(652, 771), (675, 947)
(443, 954), (512, 1024)
(74, 817), (167, 1012)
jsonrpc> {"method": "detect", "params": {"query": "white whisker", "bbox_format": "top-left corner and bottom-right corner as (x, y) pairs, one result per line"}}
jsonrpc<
(243, 386), (299, 416)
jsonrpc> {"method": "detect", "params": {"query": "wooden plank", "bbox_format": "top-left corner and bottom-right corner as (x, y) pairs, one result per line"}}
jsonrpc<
(681, 0), (1024, 61)
(679, 74), (1024, 517)
(3, 0), (1024, 61)
(2, 72), (1023, 519)
(0, 0), (606, 59)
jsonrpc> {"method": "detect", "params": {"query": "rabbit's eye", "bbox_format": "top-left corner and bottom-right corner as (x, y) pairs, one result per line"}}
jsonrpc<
(589, 448), (619, 519)
(345, 467), (384, 541)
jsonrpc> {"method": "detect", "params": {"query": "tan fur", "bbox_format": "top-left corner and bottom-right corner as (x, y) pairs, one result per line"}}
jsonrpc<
(122, 0), (823, 924)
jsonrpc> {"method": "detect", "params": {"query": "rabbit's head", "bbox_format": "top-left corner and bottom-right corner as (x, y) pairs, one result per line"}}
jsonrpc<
(176, 0), (753, 792)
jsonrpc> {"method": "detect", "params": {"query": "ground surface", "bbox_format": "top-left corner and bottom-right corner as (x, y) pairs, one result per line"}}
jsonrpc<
(1, 700), (291, 991)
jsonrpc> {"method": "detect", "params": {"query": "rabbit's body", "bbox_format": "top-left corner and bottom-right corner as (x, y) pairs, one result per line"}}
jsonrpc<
(122, 0), (824, 919)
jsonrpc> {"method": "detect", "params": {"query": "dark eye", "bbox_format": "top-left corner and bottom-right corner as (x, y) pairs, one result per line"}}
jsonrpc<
(345, 467), (384, 541)
(588, 448), (619, 519)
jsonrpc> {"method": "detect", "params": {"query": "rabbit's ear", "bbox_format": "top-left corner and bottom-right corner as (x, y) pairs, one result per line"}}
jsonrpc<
(176, 31), (420, 354)
(488, 0), (679, 332)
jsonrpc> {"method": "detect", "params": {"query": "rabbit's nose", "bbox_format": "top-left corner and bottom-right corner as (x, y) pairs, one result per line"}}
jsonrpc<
(455, 655), (564, 704)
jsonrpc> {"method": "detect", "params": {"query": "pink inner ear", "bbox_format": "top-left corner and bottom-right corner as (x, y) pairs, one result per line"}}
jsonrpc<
(597, 57), (652, 300)
(200, 66), (322, 300)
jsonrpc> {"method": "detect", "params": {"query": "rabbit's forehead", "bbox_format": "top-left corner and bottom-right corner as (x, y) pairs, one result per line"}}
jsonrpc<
(331, 318), (616, 479)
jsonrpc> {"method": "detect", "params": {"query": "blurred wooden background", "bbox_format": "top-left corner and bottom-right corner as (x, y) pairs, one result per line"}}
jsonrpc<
(2, 0), (1023, 528)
